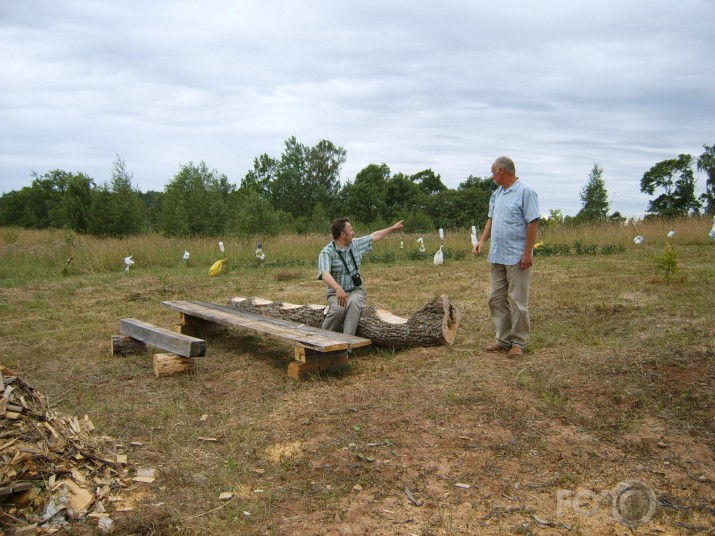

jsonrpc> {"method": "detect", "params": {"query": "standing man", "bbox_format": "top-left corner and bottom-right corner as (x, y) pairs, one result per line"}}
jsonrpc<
(474, 156), (539, 357)
(319, 218), (403, 335)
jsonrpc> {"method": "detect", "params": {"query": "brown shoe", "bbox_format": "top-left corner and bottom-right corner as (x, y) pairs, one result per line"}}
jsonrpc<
(507, 346), (525, 358)
(485, 342), (509, 353)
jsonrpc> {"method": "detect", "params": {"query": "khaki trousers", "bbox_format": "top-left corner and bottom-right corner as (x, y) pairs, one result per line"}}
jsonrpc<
(489, 263), (531, 349)
(322, 287), (367, 336)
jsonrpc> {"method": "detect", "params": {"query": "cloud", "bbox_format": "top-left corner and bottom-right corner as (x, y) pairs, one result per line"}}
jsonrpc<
(1, 0), (713, 216)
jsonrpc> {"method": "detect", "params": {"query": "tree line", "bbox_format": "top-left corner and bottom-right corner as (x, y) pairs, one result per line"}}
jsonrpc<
(1, 138), (713, 237)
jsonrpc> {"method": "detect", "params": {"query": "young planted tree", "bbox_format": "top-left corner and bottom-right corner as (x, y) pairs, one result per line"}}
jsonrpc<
(576, 163), (609, 223)
(640, 154), (701, 217)
(697, 144), (715, 214)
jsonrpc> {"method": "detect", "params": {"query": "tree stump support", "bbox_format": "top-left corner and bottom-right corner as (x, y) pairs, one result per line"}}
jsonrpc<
(153, 353), (196, 378)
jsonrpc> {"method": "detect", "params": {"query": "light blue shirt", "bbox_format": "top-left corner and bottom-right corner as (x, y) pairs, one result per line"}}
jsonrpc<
(487, 180), (540, 265)
(318, 235), (373, 292)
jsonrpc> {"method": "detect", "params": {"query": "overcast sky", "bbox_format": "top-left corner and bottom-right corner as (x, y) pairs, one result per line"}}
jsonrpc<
(1, 0), (713, 217)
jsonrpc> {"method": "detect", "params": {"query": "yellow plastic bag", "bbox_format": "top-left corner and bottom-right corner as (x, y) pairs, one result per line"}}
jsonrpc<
(209, 259), (225, 276)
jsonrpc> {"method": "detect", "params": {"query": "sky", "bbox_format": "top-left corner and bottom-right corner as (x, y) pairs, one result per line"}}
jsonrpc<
(1, 0), (713, 217)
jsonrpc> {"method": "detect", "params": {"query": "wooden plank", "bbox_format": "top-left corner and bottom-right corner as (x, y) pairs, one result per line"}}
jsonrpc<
(120, 318), (207, 357)
(195, 300), (372, 348)
(161, 300), (370, 352)
(192, 300), (371, 348)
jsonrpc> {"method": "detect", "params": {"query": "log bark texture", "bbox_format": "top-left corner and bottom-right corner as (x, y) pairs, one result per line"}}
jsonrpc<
(111, 335), (147, 356)
(227, 295), (460, 348)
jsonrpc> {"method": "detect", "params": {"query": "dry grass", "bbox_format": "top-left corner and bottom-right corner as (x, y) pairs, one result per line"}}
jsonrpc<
(1, 219), (714, 535)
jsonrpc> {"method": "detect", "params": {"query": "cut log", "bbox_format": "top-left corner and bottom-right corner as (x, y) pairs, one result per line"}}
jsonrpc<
(111, 335), (147, 357)
(153, 353), (195, 378)
(227, 294), (461, 348)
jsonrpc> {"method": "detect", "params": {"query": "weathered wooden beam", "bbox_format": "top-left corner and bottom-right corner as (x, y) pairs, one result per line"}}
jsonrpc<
(120, 318), (206, 358)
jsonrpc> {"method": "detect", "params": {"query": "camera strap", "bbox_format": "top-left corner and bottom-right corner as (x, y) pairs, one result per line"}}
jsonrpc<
(333, 243), (358, 276)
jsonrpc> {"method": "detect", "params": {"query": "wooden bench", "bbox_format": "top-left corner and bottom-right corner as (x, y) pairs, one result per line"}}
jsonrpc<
(161, 300), (372, 379)
(112, 318), (207, 377)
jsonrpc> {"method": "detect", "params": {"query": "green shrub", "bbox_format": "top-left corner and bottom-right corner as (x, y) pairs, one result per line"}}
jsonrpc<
(407, 250), (427, 261)
(574, 240), (597, 255)
(3, 229), (19, 245)
(601, 244), (626, 255)
(535, 243), (570, 256)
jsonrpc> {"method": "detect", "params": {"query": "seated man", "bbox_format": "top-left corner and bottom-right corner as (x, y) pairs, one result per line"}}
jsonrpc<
(318, 218), (403, 335)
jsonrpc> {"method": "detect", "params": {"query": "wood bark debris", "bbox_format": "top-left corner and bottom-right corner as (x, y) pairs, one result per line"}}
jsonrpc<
(0, 364), (138, 533)
(227, 294), (461, 348)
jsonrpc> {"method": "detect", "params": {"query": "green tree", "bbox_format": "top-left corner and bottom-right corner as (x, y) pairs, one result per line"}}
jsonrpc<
(697, 143), (715, 214)
(21, 170), (73, 228)
(0, 188), (33, 227)
(427, 176), (495, 229)
(159, 162), (232, 237)
(609, 211), (626, 223)
(549, 209), (564, 224)
(307, 139), (346, 213)
(139, 190), (162, 231)
(384, 173), (426, 221)
(641, 154), (701, 217)
(343, 163), (390, 225)
(260, 137), (346, 218)
(411, 169), (447, 196)
(576, 163), (609, 222)
(5, 170), (96, 230)
(241, 153), (276, 198)
(89, 157), (144, 237)
(58, 172), (94, 233)
(227, 189), (289, 237)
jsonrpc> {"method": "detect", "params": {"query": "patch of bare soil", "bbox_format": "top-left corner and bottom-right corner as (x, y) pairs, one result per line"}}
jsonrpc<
(258, 354), (714, 535)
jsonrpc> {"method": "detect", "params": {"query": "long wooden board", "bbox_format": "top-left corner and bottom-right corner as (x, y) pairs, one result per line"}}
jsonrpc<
(161, 300), (371, 352)
(120, 318), (207, 357)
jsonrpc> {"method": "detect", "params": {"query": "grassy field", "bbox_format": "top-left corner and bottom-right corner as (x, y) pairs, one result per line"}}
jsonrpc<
(1, 218), (714, 535)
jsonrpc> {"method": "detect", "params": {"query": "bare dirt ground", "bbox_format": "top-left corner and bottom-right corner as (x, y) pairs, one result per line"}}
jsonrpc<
(2, 253), (714, 535)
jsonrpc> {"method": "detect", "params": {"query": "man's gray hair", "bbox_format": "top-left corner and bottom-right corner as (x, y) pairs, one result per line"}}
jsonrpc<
(493, 156), (516, 175)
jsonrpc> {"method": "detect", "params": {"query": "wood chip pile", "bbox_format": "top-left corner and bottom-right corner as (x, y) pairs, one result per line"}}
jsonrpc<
(1, 365), (135, 533)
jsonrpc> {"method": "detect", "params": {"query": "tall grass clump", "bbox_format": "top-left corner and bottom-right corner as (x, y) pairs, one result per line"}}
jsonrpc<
(541, 215), (713, 246)
(2, 216), (712, 285)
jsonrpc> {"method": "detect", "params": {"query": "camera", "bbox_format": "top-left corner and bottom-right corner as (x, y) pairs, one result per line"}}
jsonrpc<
(351, 273), (363, 287)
